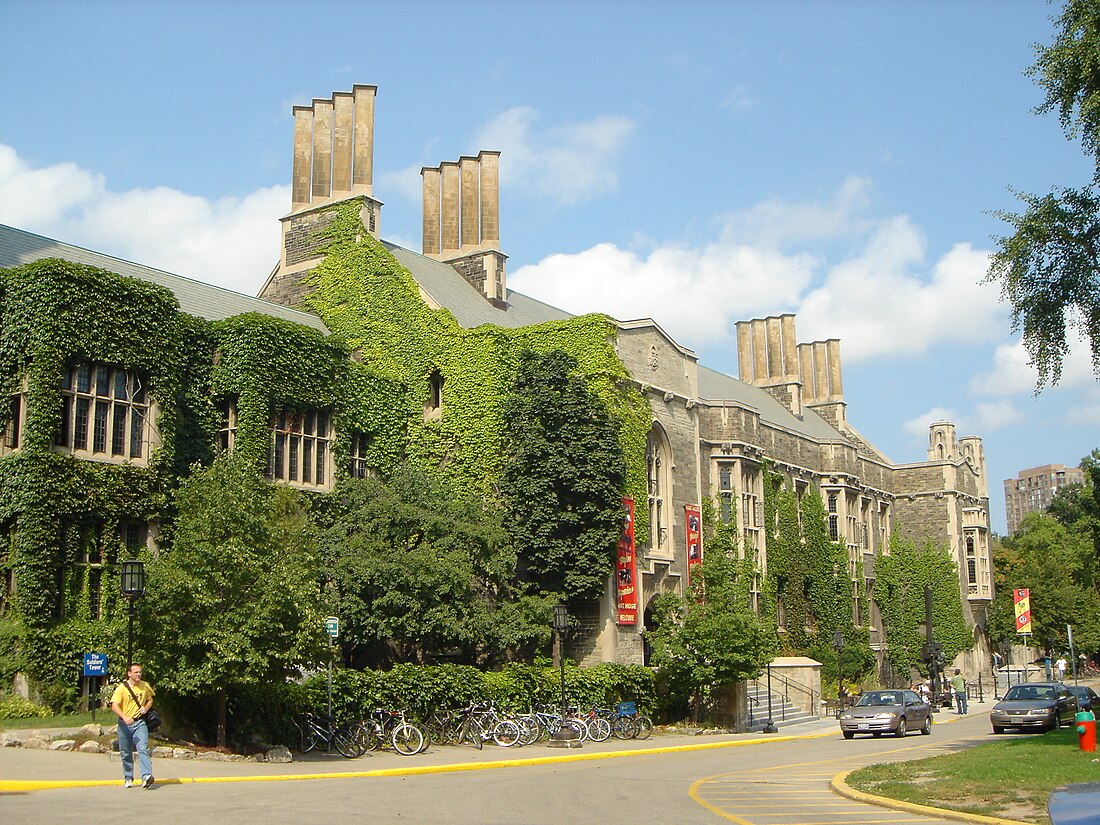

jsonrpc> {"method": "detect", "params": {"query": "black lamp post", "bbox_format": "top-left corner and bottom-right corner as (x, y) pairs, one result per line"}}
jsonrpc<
(833, 630), (845, 713)
(552, 604), (569, 718)
(549, 604), (580, 748)
(120, 560), (146, 669)
(762, 662), (778, 733)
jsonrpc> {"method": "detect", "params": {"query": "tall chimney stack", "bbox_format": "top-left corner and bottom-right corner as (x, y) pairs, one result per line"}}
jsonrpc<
(420, 151), (508, 307)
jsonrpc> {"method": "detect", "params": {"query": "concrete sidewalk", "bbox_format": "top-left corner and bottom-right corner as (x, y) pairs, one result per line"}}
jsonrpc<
(0, 701), (1000, 792)
(1, 717), (845, 791)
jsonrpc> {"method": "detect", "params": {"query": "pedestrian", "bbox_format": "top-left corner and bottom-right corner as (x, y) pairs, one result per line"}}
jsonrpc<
(950, 668), (968, 715)
(110, 663), (155, 789)
(1055, 655), (1067, 682)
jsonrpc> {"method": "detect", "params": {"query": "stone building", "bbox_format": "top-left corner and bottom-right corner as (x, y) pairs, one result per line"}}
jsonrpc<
(0, 83), (994, 697)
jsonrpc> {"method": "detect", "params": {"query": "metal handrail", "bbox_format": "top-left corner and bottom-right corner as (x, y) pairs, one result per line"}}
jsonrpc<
(749, 671), (820, 722)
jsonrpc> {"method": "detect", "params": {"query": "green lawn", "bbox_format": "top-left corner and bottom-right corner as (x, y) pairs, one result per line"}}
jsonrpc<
(0, 711), (107, 731)
(846, 728), (1100, 823)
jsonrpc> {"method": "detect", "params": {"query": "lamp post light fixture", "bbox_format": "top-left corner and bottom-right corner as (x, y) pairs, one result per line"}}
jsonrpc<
(120, 560), (146, 670)
(548, 604), (581, 748)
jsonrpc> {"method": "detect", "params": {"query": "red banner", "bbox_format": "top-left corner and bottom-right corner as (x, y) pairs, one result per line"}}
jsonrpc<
(616, 498), (638, 625)
(685, 504), (702, 579)
(1013, 588), (1032, 635)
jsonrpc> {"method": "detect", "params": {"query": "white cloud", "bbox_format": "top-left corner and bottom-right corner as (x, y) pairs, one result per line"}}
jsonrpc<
(376, 161), (423, 204)
(0, 145), (104, 228)
(796, 225), (1004, 361)
(902, 401), (1019, 443)
(970, 338), (1098, 397)
(511, 240), (816, 346)
(514, 178), (1006, 363)
(1067, 386), (1100, 424)
(971, 400), (1023, 431)
(0, 144), (286, 295)
(474, 106), (635, 205)
(720, 85), (755, 111)
(904, 407), (956, 439)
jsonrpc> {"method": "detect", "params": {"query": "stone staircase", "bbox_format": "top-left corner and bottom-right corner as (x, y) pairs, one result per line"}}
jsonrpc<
(745, 682), (821, 732)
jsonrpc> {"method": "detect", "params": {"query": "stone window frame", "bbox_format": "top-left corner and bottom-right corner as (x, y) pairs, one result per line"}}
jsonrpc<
(0, 380), (27, 457)
(349, 433), (371, 479)
(645, 425), (673, 557)
(267, 408), (333, 491)
(55, 363), (154, 466)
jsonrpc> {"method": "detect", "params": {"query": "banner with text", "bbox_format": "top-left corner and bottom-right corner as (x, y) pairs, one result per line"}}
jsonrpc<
(1013, 588), (1032, 635)
(616, 498), (638, 625)
(685, 504), (702, 580)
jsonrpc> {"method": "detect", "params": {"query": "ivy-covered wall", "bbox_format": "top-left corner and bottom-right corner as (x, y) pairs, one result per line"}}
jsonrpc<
(298, 201), (651, 533)
(0, 204), (654, 702)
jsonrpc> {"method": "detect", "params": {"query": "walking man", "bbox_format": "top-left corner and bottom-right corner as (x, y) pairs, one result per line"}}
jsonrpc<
(950, 668), (968, 715)
(111, 663), (155, 789)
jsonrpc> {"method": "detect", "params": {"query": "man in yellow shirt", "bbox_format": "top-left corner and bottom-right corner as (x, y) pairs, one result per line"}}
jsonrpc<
(111, 663), (155, 789)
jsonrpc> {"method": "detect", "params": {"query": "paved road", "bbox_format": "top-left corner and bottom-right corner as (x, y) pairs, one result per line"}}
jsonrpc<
(0, 708), (1009, 825)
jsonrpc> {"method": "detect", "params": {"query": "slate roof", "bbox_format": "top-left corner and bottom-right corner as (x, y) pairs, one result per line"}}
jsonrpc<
(697, 364), (845, 441)
(384, 242), (574, 328)
(0, 223), (329, 332)
(0, 223), (859, 449)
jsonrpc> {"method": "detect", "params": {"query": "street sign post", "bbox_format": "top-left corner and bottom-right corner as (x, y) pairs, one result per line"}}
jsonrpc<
(82, 653), (108, 721)
(324, 617), (339, 718)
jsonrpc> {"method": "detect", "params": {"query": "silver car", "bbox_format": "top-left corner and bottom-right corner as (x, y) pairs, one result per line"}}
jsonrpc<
(990, 682), (1078, 733)
(839, 689), (933, 739)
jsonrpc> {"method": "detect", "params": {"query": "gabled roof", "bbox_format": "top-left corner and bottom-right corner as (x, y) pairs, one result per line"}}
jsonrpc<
(0, 224), (329, 332)
(384, 242), (574, 329)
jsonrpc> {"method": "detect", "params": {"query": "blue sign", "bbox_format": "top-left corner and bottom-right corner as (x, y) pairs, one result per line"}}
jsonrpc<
(83, 652), (108, 677)
(325, 616), (339, 639)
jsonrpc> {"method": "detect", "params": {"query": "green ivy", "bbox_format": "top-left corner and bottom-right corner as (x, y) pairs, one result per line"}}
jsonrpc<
(874, 536), (971, 677)
(761, 465), (854, 653)
(299, 200), (651, 536)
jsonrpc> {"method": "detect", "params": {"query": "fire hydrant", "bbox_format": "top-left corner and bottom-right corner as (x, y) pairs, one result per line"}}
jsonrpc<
(1076, 710), (1096, 752)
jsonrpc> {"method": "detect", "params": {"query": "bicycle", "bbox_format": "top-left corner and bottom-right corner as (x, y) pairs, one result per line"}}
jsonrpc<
(364, 708), (426, 756)
(456, 702), (522, 748)
(613, 701), (653, 740)
(293, 712), (360, 758)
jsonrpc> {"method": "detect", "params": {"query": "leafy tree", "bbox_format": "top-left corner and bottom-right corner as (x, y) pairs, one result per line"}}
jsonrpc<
(987, 0), (1100, 388)
(143, 455), (324, 747)
(645, 551), (778, 722)
(1048, 447), (1100, 588)
(498, 349), (627, 602)
(990, 510), (1100, 656)
(318, 467), (550, 667)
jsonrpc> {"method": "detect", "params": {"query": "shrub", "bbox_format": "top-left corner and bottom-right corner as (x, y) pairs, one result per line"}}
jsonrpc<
(0, 694), (52, 719)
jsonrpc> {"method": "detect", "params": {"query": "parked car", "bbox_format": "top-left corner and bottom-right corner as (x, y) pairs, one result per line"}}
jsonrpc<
(1066, 684), (1099, 712)
(990, 682), (1078, 733)
(839, 689), (933, 739)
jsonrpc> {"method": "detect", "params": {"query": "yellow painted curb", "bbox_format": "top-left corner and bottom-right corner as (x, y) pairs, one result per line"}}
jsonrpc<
(0, 727), (837, 794)
(831, 768), (1027, 825)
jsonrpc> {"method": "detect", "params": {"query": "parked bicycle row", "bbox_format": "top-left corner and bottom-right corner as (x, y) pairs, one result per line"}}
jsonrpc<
(292, 700), (653, 758)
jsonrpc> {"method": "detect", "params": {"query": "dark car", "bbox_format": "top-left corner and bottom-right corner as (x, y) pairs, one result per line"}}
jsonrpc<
(990, 682), (1078, 733)
(839, 689), (933, 739)
(1067, 684), (1099, 712)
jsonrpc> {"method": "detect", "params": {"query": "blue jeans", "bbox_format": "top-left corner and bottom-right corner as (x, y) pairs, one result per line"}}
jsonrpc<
(955, 690), (968, 714)
(117, 718), (152, 780)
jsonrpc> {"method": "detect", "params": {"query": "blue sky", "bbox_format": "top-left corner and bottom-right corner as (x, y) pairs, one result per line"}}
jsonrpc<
(1, 0), (1096, 533)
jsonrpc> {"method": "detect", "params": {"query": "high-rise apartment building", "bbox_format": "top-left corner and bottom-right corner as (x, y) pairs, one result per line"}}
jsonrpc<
(1003, 464), (1085, 534)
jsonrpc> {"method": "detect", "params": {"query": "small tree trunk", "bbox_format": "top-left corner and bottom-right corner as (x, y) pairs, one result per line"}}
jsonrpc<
(216, 686), (227, 749)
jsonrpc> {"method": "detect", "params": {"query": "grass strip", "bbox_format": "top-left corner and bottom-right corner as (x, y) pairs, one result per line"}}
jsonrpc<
(0, 711), (102, 731)
(846, 728), (1100, 823)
